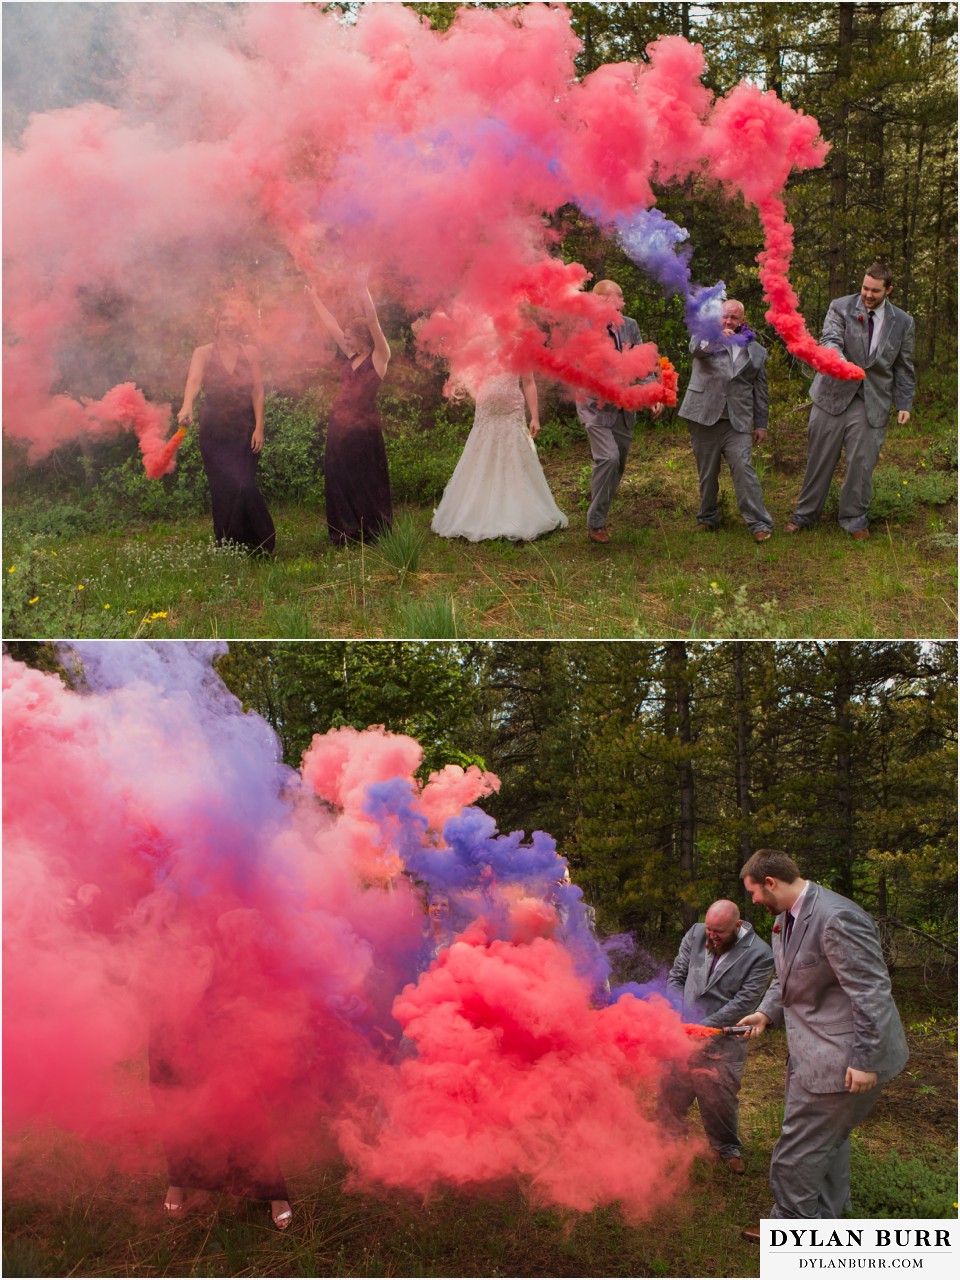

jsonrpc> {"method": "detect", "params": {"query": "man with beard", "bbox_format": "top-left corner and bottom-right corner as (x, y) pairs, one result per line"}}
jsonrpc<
(661, 899), (774, 1173)
(737, 850), (909, 1234)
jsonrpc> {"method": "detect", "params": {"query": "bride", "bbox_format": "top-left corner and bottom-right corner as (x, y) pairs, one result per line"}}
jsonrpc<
(431, 370), (568, 542)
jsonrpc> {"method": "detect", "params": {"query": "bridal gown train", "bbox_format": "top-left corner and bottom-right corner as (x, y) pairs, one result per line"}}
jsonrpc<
(431, 374), (568, 542)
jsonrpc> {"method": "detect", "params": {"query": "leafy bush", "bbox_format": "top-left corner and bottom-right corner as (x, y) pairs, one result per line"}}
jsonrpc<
(866, 464), (957, 522)
(258, 393), (327, 508)
(850, 1142), (958, 1217)
(384, 399), (472, 504)
(537, 414), (583, 451)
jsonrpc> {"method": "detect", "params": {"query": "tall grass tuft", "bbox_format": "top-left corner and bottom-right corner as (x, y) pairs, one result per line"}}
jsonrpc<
(375, 509), (427, 581)
(399, 595), (458, 638)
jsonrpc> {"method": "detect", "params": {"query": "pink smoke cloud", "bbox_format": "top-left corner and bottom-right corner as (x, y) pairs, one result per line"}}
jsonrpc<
(339, 924), (696, 1220)
(4, 642), (706, 1216)
(3, 3), (859, 477)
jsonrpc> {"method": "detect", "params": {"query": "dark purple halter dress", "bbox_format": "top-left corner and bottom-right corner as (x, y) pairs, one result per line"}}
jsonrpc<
(199, 346), (276, 555)
(149, 998), (288, 1201)
(323, 353), (393, 546)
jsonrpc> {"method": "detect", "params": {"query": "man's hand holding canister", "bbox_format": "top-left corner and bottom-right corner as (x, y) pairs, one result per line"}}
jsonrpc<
(737, 1011), (771, 1040)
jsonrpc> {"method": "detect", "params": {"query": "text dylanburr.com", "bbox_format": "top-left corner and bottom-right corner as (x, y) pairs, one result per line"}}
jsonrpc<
(760, 1221), (955, 1280)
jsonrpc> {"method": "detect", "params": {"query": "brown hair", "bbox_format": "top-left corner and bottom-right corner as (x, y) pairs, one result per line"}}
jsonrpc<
(740, 849), (802, 884)
(863, 261), (893, 288)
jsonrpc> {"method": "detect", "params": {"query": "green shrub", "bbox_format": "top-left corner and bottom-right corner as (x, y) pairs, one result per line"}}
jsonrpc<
(384, 399), (471, 504)
(850, 1142), (958, 1217)
(866, 464), (957, 522)
(537, 415), (583, 451)
(259, 393), (327, 508)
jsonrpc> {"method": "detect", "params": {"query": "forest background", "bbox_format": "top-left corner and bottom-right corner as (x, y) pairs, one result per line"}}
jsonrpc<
(12, 636), (957, 959)
(3, 1), (957, 641)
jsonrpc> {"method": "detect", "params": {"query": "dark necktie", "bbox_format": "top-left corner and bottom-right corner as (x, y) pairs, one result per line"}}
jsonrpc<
(783, 912), (794, 945)
(608, 323), (622, 352)
(867, 310), (875, 353)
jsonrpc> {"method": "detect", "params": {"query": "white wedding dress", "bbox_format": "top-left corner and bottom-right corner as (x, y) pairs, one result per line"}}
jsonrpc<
(431, 375), (568, 542)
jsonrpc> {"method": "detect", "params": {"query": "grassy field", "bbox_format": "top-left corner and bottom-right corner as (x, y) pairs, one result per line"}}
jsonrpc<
(3, 414), (956, 640)
(3, 986), (956, 1279)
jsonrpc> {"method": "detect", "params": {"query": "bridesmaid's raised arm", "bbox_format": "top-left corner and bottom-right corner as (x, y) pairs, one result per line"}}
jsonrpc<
(361, 288), (391, 379)
(305, 284), (351, 357)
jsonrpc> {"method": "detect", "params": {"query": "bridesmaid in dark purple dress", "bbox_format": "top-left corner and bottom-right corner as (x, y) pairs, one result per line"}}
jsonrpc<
(306, 283), (392, 546)
(178, 303), (276, 555)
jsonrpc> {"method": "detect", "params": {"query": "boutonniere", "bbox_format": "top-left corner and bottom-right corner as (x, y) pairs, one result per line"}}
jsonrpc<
(857, 313), (864, 324)
(773, 922), (781, 934)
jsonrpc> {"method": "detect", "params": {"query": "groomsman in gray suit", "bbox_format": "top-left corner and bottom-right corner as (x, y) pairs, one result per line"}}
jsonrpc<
(662, 899), (773, 1173)
(787, 262), (915, 540)
(575, 278), (662, 544)
(679, 299), (774, 542)
(737, 850), (909, 1235)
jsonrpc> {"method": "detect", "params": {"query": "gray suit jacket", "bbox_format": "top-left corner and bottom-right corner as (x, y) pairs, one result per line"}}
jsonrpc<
(575, 316), (643, 431)
(757, 882), (909, 1093)
(810, 295), (916, 429)
(679, 337), (769, 433)
(667, 921), (773, 1061)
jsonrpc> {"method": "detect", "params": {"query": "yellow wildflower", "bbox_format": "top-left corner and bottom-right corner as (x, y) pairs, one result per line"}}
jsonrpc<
(150, 611), (168, 620)
(7, 566), (15, 573)
(77, 584), (85, 590)
(103, 603), (111, 610)
(28, 596), (39, 605)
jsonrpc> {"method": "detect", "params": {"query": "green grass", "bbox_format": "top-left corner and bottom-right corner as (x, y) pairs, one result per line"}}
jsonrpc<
(3, 420), (956, 640)
(3, 1058), (954, 1278)
(3, 983), (956, 1279)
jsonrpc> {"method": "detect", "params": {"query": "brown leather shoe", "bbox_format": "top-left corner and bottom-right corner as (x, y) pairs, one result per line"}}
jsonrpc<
(753, 530), (772, 542)
(784, 521), (802, 533)
(588, 526), (610, 544)
(723, 1155), (747, 1174)
(850, 528), (870, 541)
(741, 1227), (762, 1244)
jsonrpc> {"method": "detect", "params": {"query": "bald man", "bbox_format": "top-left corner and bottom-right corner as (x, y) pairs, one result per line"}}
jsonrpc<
(574, 279), (662, 543)
(679, 299), (774, 541)
(662, 899), (774, 1172)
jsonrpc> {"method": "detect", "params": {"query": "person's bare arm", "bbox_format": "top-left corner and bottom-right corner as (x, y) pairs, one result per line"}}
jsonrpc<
(177, 345), (210, 425)
(361, 288), (391, 379)
(248, 345), (265, 452)
(521, 372), (540, 438)
(305, 284), (350, 356)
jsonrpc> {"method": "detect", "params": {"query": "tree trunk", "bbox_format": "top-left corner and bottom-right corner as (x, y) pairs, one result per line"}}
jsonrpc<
(665, 641), (697, 928)
(832, 649), (855, 898)
(733, 642), (754, 881)
(828, 3), (855, 296)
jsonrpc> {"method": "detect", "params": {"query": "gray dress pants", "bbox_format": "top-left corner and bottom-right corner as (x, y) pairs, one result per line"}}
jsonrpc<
(686, 418), (773, 533)
(769, 1058), (885, 1218)
(660, 1046), (746, 1160)
(585, 414), (633, 530)
(791, 395), (887, 533)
